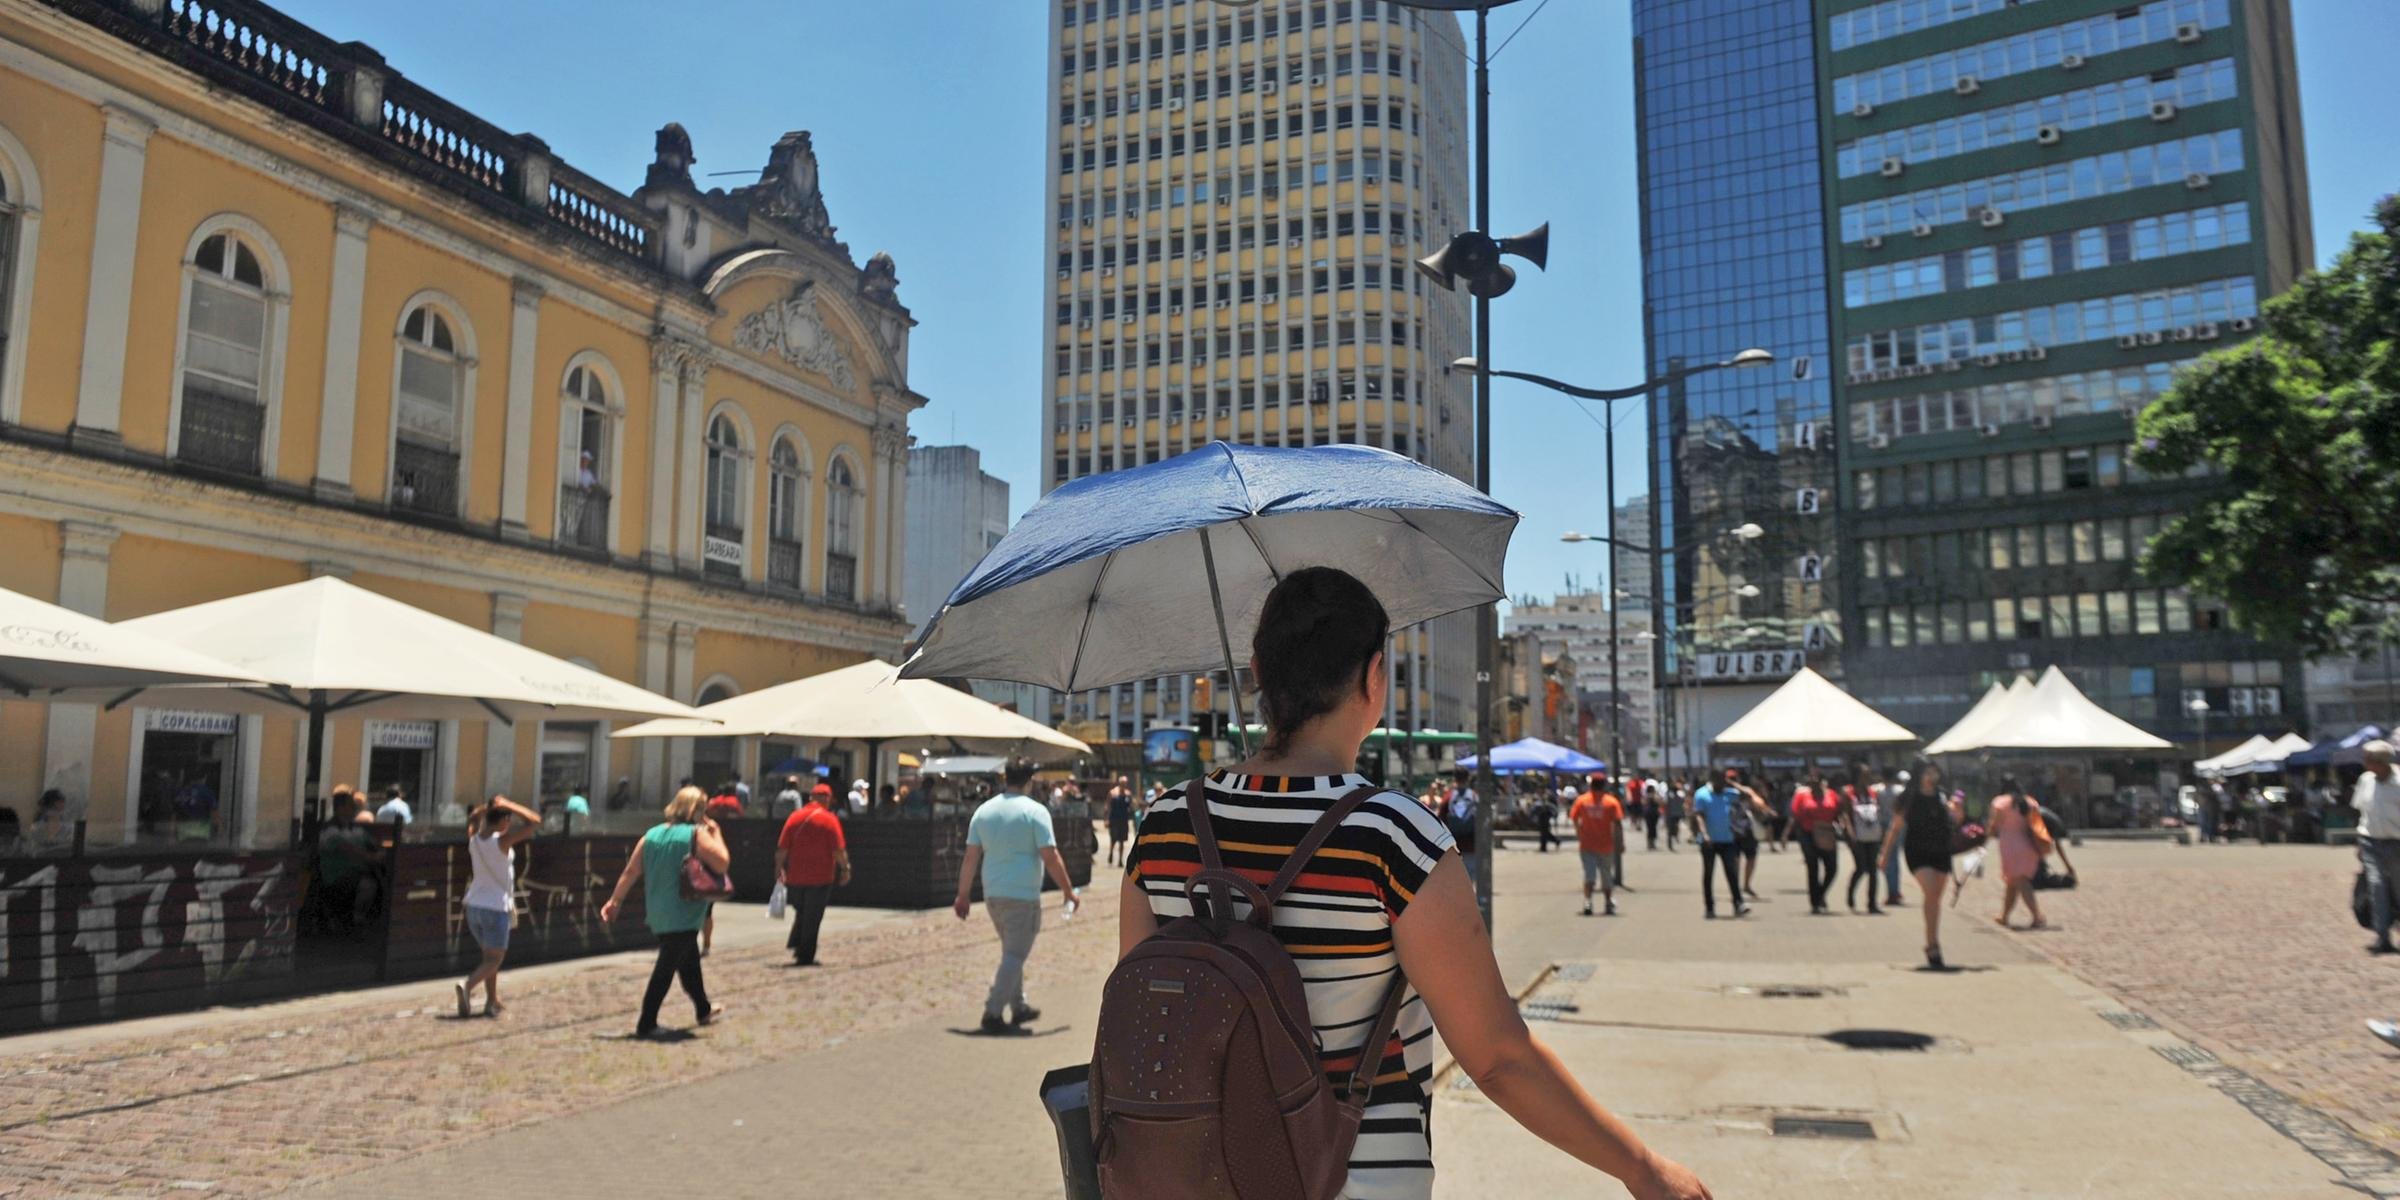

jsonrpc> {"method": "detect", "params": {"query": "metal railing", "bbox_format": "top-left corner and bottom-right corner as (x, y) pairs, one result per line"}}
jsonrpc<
(704, 522), (745, 577)
(557, 485), (609, 552)
(768, 538), (804, 590)
(176, 386), (265, 476)
(824, 552), (857, 602)
(391, 441), (459, 518)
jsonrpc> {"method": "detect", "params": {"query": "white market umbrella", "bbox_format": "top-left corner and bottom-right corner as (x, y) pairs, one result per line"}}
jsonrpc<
(0, 584), (264, 694)
(2230, 731), (2317, 776)
(1963, 666), (2173, 753)
(1924, 680), (2020, 756)
(1712, 668), (1918, 748)
(614, 659), (1090, 766)
(2196, 733), (2276, 778)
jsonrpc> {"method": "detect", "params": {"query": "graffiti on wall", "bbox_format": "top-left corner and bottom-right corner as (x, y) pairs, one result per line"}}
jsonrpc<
(0, 853), (295, 1029)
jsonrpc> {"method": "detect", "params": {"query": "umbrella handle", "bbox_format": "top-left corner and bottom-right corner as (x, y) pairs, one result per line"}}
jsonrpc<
(1200, 528), (1252, 758)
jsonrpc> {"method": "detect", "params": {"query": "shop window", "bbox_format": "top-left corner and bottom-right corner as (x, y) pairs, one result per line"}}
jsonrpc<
(137, 710), (242, 845)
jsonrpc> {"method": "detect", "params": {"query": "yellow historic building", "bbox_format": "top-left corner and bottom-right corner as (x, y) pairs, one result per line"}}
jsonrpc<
(0, 0), (925, 843)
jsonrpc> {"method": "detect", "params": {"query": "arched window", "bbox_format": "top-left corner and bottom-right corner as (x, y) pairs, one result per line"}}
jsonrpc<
(703, 413), (746, 577)
(0, 170), (17, 399)
(825, 455), (860, 602)
(558, 362), (612, 551)
(0, 124), (40, 427)
(393, 303), (463, 516)
(767, 437), (807, 589)
(177, 231), (271, 475)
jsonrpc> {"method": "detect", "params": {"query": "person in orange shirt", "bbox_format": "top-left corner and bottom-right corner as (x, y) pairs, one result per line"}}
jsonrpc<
(1570, 776), (1626, 917)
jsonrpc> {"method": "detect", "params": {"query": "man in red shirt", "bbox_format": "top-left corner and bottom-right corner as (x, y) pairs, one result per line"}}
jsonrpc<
(705, 782), (746, 823)
(776, 782), (851, 965)
(1570, 776), (1626, 917)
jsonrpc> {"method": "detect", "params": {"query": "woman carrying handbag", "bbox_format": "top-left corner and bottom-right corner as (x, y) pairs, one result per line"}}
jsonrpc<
(601, 785), (733, 1038)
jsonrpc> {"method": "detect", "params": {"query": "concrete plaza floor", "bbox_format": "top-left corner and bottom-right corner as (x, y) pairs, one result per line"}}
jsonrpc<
(1, 834), (2393, 1197)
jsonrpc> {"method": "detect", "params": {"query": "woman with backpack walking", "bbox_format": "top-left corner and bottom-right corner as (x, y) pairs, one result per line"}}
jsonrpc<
(600, 786), (731, 1038)
(1879, 759), (1961, 969)
(1109, 567), (1710, 1200)
(1987, 777), (2052, 930)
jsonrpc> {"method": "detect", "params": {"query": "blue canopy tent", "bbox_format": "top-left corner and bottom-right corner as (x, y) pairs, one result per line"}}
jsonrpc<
(2283, 724), (2386, 768)
(1454, 737), (1606, 775)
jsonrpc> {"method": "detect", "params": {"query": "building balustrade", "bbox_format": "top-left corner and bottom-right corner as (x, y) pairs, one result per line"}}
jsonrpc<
(176, 386), (265, 476)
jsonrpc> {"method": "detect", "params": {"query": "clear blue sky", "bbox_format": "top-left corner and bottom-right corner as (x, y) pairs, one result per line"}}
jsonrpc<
(282, 0), (2395, 609)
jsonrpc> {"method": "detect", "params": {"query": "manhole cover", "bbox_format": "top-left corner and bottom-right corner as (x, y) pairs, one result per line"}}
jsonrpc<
(1728, 983), (1846, 999)
(1554, 963), (1597, 982)
(1823, 1029), (1935, 1052)
(1772, 1116), (1878, 1140)
(2099, 1010), (2160, 1031)
(1520, 997), (1582, 1022)
(2155, 1043), (2218, 1069)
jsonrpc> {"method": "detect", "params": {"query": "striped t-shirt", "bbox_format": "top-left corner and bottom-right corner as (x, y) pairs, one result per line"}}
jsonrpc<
(1125, 771), (1456, 1200)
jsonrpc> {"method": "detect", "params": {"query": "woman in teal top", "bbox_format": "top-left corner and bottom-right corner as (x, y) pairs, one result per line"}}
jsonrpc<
(601, 786), (731, 1037)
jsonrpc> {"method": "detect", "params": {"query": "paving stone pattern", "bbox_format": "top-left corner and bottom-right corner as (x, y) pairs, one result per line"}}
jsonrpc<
(0, 889), (1122, 1198)
(2003, 843), (2400, 1154)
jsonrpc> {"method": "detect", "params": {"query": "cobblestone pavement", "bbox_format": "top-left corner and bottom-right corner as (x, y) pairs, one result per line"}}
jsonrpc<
(0, 883), (1123, 1198)
(1994, 839), (2400, 1153)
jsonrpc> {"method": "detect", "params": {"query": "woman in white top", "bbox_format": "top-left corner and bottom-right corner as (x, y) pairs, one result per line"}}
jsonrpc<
(1845, 776), (1888, 914)
(458, 795), (540, 1018)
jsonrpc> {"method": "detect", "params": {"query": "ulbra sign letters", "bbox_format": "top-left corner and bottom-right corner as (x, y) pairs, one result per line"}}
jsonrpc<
(1696, 648), (1806, 682)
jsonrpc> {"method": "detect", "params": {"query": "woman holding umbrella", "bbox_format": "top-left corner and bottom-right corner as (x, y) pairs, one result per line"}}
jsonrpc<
(1118, 569), (1710, 1200)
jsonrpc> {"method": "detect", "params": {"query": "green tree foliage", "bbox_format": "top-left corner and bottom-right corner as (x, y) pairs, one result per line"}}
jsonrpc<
(2132, 195), (2400, 656)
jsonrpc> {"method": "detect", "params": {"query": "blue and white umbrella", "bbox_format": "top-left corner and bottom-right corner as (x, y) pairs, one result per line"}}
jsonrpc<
(900, 442), (1517, 732)
(1455, 737), (1605, 775)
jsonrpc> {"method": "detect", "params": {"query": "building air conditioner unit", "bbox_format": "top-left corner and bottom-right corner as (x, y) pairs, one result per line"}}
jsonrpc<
(2150, 101), (2178, 122)
(1851, 101), (1875, 119)
(1879, 157), (1905, 177)
(1912, 221), (1936, 238)
(2229, 316), (2258, 333)
(1217, 195), (1232, 206)
(2185, 172), (2212, 190)
(1977, 207), (2006, 228)
(1214, 299), (1231, 309)
(2117, 333), (2143, 349)
(1287, 237), (1302, 249)
(1078, 116), (1095, 128)
(1980, 423), (2002, 438)
(1169, 304), (1183, 315)
(2030, 413), (2053, 431)
(1080, 216), (1093, 226)
(1119, 312), (1135, 323)
(2060, 53), (2086, 71)
(1861, 234), (1885, 250)
(1167, 97), (1186, 111)
(1078, 319), (1093, 330)
(1310, 74), (1327, 86)
(1869, 433), (1891, 449)
(1262, 78), (1278, 93)
(2175, 21), (2203, 43)
(1057, 268), (1071, 279)
(1076, 421), (1092, 431)
(1119, 417), (1136, 427)
(2036, 124), (2062, 145)
(1215, 407), (1233, 417)
(1101, 265), (1114, 275)
(1953, 75), (1980, 95)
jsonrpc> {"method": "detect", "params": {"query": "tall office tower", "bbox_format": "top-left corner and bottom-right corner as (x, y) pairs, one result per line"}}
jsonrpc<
(1635, 0), (1844, 761)
(1044, 0), (1473, 742)
(1639, 0), (2314, 784)
(1830, 0), (2310, 772)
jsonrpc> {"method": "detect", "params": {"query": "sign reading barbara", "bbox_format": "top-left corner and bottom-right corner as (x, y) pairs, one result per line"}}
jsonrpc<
(703, 535), (744, 567)
(1696, 648), (1806, 682)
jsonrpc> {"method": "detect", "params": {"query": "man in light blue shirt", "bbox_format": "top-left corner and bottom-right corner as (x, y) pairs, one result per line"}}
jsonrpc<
(954, 759), (1080, 1034)
(1689, 768), (1762, 920)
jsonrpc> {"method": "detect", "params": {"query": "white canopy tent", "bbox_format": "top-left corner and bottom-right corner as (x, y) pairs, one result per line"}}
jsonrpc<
(614, 660), (1090, 770)
(1711, 668), (1918, 748)
(0, 584), (263, 695)
(1957, 666), (2173, 753)
(2195, 734), (2277, 778)
(68, 577), (709, 810)
(1924, 680), (2020, 756)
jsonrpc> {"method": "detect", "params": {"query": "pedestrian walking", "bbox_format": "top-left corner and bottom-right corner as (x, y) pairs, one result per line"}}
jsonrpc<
(1643, 775), (1663, 850)
(770, 774), (805, 820)
(1790, 772), (1843, 915)
(1446, 773), (1481, 893)
(1731, 773), (1766, 900)
(1534, 790), (1559, 853)
(600, 786), (730, 1038)
(953, 758), (1080, 1034)
(705, 780), (745, 823)
(1105, 775), (1134, 866)
(1846, 772), (1887, 914)
(1987, 777), (2051, 931)
(455, 794), (539, 1018)
(1571, 775), (1624, 917)
(776, 781), (849, 966)
(2353, 740), (2400, 955)
(1689, 768), (1755, 918)
(1664, 779), (1685, 852)
(1879, 759), (1960, 970)
(1112, 567), (1710, 1200)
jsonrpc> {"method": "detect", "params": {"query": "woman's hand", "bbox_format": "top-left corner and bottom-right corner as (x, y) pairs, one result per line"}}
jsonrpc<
(1630, 1151), (1712, 1200)
(600, 898), (621, 924)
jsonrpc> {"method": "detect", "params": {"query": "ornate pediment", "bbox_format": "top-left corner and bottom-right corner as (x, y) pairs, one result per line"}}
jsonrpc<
(731, 281), (856, 391)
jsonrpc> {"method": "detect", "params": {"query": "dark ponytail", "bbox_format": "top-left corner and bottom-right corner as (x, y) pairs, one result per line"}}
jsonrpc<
(1251, 567), (1389, 757)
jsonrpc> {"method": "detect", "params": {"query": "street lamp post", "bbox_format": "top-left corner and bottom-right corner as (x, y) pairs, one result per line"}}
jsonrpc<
(1209, 0), (1528, 930)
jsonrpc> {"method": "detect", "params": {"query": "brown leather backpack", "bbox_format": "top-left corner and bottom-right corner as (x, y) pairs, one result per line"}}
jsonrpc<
(1089, 781), (1409, 1200)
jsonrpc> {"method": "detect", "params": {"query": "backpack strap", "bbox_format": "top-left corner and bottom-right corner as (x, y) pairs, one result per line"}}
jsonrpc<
(1183, 777), (1272, 924)
(1342, 972), (1412, 1113)
(1263, 784), (1387, 907)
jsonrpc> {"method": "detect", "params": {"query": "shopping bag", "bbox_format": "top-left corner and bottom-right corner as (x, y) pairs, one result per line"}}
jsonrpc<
(1038, 1064), (1101, 1200)
(768, 882), (788, 920)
